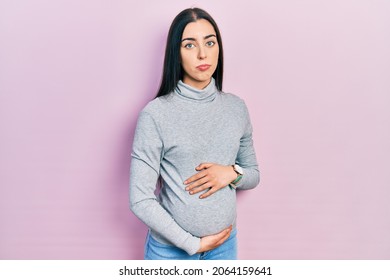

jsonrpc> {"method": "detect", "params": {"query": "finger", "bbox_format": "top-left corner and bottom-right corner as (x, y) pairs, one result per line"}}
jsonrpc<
(195, 163), (213, 171)
(215, 226), (232, 242)
(186, 176), (210, 191)
(204, 226), (232, 251)
(189, 183), (213, 195)
(199, 183), (226, 198)
(214, 225), (232, 239)
(199, 187), (218, 199)
(216, 230), (231, 246)
(217, 226), (233, 243)
(184, 170), (207, 185)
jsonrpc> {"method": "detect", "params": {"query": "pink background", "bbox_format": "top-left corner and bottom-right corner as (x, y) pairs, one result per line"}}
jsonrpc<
(1, 0), (389, 259)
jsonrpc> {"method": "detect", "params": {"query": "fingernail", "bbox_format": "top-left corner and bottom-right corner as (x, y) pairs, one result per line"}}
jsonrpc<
(190, 191), (193, 195)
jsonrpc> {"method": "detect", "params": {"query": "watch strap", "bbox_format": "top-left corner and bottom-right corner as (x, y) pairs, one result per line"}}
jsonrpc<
(231, 174), (242, 185)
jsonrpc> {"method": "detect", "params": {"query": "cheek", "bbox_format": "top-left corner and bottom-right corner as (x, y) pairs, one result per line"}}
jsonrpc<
(213, 48), (220, 62)
(208, 47), (219, 65)
(180, 53), (193, 70)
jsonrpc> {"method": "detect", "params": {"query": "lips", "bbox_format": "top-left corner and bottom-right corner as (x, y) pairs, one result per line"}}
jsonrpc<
(196, 64), (211, 71)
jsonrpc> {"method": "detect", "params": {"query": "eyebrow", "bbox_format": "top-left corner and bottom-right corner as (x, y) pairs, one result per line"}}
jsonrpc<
(181, 34), (216, 42)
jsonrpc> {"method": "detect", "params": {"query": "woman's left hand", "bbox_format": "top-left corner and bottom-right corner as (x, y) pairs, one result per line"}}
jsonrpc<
(184, 163), (237, 199)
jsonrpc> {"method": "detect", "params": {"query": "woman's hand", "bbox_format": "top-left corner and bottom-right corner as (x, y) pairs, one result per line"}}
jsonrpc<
(184, 163), (237, 199)
(197, 225), (233, 253)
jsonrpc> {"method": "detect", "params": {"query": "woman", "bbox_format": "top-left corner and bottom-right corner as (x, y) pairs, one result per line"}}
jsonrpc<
(129, 7), (260, 260)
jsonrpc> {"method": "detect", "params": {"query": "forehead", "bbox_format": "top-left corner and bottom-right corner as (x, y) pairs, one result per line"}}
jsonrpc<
(182, 19), (216, 38)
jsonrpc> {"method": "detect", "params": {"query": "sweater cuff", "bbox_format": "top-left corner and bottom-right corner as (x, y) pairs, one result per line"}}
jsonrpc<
(181, 236), (201, 256)
(233, 172), (245, 189)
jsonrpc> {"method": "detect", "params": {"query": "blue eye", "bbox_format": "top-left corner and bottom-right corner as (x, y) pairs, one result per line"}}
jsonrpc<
(184, 43), (195, 49)
(206, 41), (215, 47)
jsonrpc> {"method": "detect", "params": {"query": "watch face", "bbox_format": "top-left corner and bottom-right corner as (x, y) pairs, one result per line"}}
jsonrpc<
(234, 164), (244, 175)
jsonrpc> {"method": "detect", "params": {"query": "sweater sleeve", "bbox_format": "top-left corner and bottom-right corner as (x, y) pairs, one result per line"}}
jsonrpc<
(129, 110), (201, 255)
(233, 101), (260, 190)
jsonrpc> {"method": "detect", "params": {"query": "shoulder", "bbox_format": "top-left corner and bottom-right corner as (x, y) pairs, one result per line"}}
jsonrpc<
(219, 91), (248, 111)
(139, 95), (171, 116)
(219, 91), (253, 126)
(220, 91), (245, 102)
(136, 95), (175, 128)
(140, 98), (161, 114)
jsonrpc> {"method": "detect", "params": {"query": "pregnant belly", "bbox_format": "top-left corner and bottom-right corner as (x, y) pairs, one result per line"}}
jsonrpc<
(162, 186), (236, 237)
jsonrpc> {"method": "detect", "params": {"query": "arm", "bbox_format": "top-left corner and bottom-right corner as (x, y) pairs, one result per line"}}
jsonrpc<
(232, 102), (260, 190)
(130, 111), (200, 255)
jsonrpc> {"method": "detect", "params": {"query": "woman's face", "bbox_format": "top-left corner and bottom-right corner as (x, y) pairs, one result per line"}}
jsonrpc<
(180, 19), (219, 90)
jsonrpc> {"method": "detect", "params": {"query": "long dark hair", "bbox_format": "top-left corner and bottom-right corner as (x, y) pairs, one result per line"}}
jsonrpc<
(155, 8), (224, 98)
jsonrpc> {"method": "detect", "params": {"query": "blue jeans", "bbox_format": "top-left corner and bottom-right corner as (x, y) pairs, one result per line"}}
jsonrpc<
(144, 229), (237, 260)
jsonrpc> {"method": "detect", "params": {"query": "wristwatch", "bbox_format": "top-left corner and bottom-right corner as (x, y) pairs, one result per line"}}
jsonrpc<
(230, 164), (244, 189)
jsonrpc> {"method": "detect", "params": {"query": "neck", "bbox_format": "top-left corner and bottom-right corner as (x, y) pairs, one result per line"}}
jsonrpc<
(174, 78), (217, 103)
(182, 77), (211, 90)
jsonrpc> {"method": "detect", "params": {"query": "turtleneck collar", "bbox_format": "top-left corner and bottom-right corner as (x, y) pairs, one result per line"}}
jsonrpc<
(174, 78), (218, 103)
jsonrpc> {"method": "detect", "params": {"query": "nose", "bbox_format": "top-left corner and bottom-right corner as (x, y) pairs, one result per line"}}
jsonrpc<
(198, 45), (207, 60)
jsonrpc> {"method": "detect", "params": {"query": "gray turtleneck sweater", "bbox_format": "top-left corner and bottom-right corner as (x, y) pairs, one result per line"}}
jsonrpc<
(129, 79), (260, 256)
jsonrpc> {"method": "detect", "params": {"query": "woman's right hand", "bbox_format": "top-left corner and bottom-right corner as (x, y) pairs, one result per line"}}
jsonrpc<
(197, 225), (233, 253)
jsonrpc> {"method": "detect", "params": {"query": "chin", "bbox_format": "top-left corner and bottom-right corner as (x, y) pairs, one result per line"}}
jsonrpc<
(196, 74), (212, 82)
